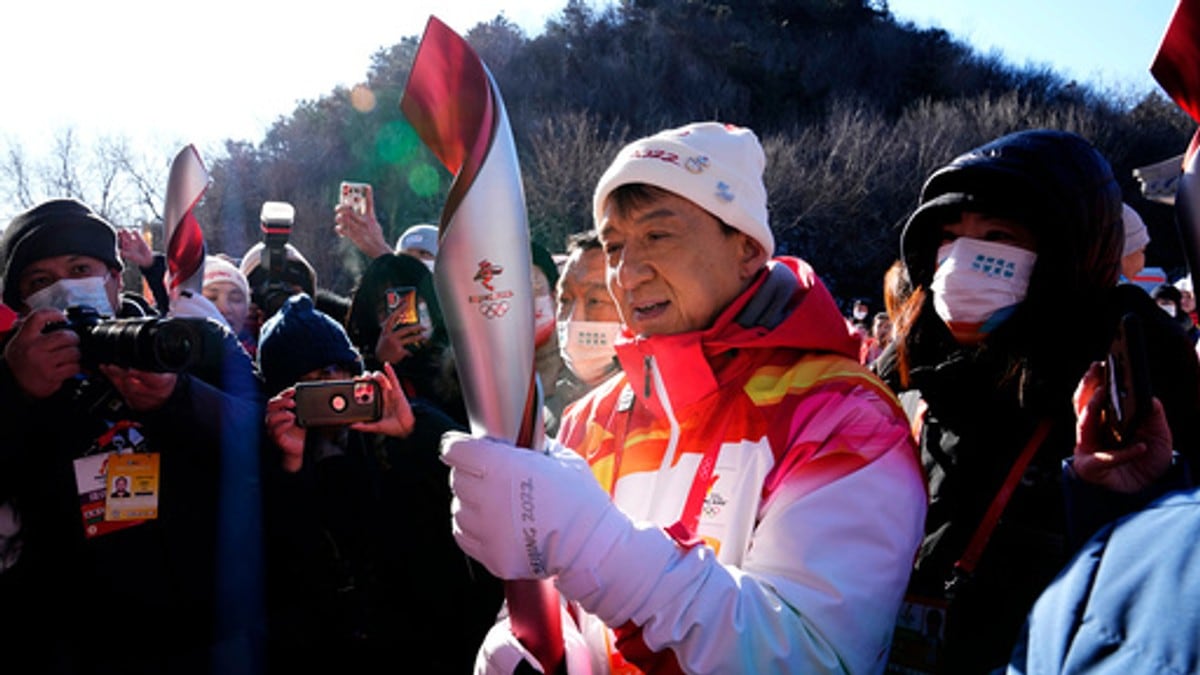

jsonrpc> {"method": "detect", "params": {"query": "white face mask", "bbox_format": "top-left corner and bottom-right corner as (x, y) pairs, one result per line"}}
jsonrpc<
(852, 307), (868, 321)
(25, 276), (115, 317)
(417, 300), (434, 332)
(422, 259), (436, 274)
(1158, 301), (1178, 318)
(930, 238), (1036, 344)
(557, 319), (621, 385)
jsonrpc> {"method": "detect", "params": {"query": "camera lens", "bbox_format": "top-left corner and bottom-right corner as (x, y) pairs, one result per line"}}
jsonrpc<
(80, 316), (211, 372)
(151, 320), (204, 372)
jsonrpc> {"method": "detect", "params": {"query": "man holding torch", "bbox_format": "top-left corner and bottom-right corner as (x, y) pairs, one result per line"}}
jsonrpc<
(442, 122), (927, 673)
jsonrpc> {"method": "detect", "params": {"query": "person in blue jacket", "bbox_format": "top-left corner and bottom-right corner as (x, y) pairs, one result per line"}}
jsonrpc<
(1010, 355), (1196, 673)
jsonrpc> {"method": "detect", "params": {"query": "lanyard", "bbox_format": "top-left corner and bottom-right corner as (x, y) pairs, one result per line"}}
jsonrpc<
(607, 384), (724, 549)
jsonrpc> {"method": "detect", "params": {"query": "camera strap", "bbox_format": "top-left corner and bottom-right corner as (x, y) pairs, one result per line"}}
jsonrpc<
(948, 417), (1055, 591)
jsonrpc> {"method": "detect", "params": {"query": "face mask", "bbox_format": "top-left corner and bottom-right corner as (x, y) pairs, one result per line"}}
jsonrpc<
(25, 276), (115, 317)
(852, 308), (868, 321)
(1158, 301), (1178, 318)
(422, 259), (436, 274)
(930, 238), (1036, 344)
(534, 294), (556, 347)
(558, 319), (621, 384)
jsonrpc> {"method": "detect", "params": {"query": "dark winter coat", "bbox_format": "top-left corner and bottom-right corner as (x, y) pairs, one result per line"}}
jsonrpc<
(878, 129), (1200, 673)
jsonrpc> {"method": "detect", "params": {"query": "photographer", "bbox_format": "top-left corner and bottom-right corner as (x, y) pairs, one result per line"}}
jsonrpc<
(0, 198), (264, 673)
(258, 294), (501, 675)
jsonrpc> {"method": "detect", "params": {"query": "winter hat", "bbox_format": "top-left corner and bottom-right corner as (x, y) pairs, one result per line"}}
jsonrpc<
(1175, 275), (1194, 294)
(202, 255), (250, 299)
(1122, 203), (1150, 256)
(592, 122), (774, 256)
(239, 241), (317, 297)
(396, 224), (440, 257)
(1, 199), (123, 307)
(257, 293), (362, 395)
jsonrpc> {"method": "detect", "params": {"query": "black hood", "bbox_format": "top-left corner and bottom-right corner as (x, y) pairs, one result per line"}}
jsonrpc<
(901, 129), (1123, 301)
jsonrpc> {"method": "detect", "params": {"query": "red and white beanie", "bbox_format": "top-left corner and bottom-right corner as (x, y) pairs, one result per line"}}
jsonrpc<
(202, 255), (250, 299)
(592, 121), (774, 256)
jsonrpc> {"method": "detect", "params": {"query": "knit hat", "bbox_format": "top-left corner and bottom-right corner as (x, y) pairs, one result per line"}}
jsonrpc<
(592, 122), (774, 256)
(1175, 275), (1194, 294)
(1, 199), (123, 307)
(396, 224), (440, 257)
(1122, 203), (1150, 256)
(239, 241), (318, 297)
(257, 293), (362, 395)
(202, 255), (250, 299)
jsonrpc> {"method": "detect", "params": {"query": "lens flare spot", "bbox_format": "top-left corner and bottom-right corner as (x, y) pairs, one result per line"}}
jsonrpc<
(350, 84), (377, 113)
(376, 121), (421, 164)
(407, 164), (441, 197)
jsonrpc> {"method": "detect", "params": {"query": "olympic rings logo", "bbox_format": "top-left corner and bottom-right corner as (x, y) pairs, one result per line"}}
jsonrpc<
(480, 301), (510, 319)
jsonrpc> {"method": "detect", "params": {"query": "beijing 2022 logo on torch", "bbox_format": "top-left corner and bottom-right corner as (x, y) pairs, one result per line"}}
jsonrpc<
(470, 259), (513, 319)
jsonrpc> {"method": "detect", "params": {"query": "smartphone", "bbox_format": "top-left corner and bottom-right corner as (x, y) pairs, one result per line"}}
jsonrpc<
(293, 379), (382, 428)
(384, 286), (419, 330)
(340, 181), (370, 216)
(1102, 312), (1151, 445)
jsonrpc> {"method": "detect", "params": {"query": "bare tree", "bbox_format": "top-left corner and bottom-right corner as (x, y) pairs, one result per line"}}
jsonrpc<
(0, 128), (176, 229)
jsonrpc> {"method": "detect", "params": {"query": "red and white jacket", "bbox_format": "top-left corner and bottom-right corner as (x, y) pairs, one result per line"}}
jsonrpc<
(556, 258), (927, 674)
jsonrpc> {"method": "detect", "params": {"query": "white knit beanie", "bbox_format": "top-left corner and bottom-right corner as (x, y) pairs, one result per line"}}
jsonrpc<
(1122, 202), (1150, 256)
(592, 122), (774, 256)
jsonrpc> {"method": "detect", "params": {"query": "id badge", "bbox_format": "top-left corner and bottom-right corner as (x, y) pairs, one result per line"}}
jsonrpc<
(105, 453), (160, 521)
(886, 594), (947, 674)
(73, 454), (143, 538)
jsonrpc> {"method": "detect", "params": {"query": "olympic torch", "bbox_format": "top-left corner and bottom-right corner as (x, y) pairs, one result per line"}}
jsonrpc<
(401, 16), (565, 674)
(1152, 0), (1200, 278)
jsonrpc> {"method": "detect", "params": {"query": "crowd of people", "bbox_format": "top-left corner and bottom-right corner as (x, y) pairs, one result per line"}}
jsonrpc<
(0, 119), (1198, 675)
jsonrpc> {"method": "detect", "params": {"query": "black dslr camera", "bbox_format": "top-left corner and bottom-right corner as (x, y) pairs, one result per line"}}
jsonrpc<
(46, 306), (214, 373)
(257, 201), (296, 317)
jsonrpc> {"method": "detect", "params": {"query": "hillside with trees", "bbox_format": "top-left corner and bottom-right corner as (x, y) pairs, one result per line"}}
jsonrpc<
(6, 0), (1196, 306)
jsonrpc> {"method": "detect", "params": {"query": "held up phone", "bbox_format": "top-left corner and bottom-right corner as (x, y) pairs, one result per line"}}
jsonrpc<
(293, 379), (383, 428)
(340, 181), (370, 216)
(1102, 312), (1152, 446)
(384, 286), (419, 330)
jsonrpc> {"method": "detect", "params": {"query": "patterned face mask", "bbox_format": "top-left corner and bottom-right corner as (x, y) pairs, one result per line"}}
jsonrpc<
(557, 318), (621, 384)
(930, 237), (1037, 344)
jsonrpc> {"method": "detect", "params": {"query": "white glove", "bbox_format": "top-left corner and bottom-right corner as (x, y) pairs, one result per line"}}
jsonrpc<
(474, 609), (594, 675)
(441, 432), (629, 580)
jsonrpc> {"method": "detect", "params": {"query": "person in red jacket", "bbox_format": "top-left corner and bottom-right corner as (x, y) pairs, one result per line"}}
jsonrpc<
(442, 122), (927, 673)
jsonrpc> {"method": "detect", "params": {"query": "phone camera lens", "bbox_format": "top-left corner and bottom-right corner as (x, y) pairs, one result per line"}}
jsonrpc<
(330, 394), (348, 412)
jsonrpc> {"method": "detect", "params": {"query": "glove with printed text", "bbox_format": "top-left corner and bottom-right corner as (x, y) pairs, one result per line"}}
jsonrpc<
(442, 432), (631, 580)
(442, 432), (697, 637)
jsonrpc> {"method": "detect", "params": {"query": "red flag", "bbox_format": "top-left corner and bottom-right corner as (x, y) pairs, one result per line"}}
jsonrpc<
(402, 16), (564, 673)
(163, 145), (210, 293)
(1152, 0), (1200, 123)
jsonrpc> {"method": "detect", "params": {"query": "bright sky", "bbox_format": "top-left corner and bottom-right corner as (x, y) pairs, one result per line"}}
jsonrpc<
(0, 0), (567, 163)
(887, 0), (1179, 96)
(0, 1), (1184, 188)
